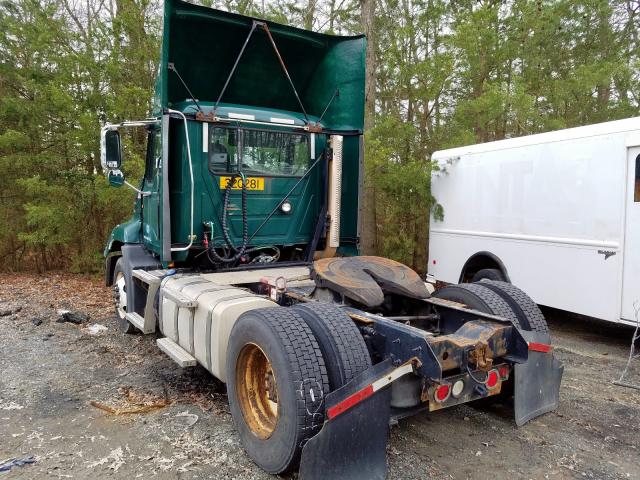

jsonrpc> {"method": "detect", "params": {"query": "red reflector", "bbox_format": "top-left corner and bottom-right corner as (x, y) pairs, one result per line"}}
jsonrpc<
(435, 384), (450, 402)
(486, 369), (500, 389)
(498, 365), (509, 379)
(529, 342), (552, 353)
(327, 385), (374, 420)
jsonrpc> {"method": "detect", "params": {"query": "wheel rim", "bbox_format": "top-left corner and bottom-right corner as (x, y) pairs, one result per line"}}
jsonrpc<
(114, 271), (127, 320)
(236, 343), (279, 439)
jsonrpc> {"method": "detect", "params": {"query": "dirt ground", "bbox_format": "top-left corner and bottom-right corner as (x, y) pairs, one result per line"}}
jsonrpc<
(0, 273), (639, 479)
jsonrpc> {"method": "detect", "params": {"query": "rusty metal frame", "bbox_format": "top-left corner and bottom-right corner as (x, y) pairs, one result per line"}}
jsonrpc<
(343, 305), (528, 382)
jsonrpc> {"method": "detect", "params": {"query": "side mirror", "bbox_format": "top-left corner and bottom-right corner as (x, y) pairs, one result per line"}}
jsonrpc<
(101, 128), (122, 170)
(107, 170), (125, 187)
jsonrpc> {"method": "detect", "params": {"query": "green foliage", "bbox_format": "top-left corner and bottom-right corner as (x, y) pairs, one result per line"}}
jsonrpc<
(0, 0), (638, 273)
(0, 0), (158, 271)
(366, 117), (442, 268)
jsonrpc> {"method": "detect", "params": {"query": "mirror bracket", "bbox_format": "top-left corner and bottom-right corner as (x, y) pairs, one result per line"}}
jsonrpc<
(106, 170), (150, 196)
(124, 180), (152, 197)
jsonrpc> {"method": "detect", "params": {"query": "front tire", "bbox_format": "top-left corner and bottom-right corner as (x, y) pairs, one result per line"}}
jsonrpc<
(113, 259), (136, 334)
(226, 307), (329, 474)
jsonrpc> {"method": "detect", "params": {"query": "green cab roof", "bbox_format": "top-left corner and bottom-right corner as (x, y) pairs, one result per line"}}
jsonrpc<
(154, 0), (365, 132)
(172, 101), (321, 128)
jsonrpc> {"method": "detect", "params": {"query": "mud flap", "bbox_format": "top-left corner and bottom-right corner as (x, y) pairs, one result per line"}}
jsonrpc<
(299, 360), (394, 480)
(514, 330), (564, 426)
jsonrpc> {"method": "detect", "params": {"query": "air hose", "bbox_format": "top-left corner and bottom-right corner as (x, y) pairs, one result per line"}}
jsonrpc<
(207, 173), (249, 264)
(463, 344), (490, 385)
(206, 174), (282, 266)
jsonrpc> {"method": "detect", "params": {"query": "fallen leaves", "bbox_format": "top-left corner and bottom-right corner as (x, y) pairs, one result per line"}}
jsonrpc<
(89, 387), (172, 416)
(0, 273), (112, 322)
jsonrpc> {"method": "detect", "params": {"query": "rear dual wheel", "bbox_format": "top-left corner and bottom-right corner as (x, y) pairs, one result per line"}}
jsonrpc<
(478, 280), (549, 333)
(433, 281), (549, 403)
(434, 282), (520, 326)
(433, 281), (548, 333)
(234, 342), (280, 439)
(292, 302), (371, 390)
(226, 304), (370, 474)
(227, 307), (328, 474)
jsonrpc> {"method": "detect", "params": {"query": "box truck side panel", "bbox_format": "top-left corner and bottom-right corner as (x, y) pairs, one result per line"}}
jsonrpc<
(429, 132), (627, 323)
(429, 233), (622, 321)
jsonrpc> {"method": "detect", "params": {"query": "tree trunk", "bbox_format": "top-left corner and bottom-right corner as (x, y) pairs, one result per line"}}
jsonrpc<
(304, 0), (315, 30)
(359, 0), (377, 256)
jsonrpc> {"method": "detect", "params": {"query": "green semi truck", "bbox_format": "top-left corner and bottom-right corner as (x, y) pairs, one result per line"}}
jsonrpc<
(100, 1), (563, 478)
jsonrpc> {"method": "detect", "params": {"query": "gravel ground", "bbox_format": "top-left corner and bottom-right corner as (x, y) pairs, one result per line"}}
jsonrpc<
(0, 273), (639, 479)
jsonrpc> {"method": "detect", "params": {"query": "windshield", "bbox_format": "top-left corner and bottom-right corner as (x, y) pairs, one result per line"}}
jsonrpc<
(208, 127), (310, 177)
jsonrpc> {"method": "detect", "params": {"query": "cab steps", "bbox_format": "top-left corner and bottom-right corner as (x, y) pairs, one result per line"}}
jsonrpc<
(130, 269), (171, 334)
(157, 337), (197, 367)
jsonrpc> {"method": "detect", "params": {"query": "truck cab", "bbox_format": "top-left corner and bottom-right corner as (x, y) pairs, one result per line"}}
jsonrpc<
(105, 103), (340, 265)
(102, 1), (364, 278)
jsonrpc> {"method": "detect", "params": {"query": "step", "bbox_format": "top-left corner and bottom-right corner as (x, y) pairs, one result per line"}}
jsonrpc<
(157, 337), (197, 368)
(125, 312), (146, 331)
(132, 269), (162, 285)
(162, 287), (198, 308)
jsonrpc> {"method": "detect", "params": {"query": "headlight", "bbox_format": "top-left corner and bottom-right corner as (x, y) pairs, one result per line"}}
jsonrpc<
(281, 201), (292, 214)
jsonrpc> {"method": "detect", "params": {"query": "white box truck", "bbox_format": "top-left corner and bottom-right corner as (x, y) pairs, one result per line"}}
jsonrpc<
(428, 117), (640, 326)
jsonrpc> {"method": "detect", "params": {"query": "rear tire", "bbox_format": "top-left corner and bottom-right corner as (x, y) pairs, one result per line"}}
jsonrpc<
(479, 280), (549, 334)
(471, 268), (506, 283)
(435, 282), (550, 406)
(433, 283), (519, 326)
(113, 259), (136, 334)
(226, 307), (329, 474)
(292, 302), (371, 390)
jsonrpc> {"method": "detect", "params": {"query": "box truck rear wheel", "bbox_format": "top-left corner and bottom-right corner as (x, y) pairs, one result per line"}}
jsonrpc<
(471, 268), (506, 282)
(113, 259), (136, 334)
(292, 303), (371, 390)
(226, 307), (329, 474)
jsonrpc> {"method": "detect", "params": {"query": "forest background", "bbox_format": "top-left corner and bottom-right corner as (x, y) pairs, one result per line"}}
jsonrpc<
(0, 0), (638, 273)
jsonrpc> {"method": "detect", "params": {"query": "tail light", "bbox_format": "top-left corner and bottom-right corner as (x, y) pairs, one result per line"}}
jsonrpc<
(486, 369), (500, 389)
(498, 365), (509, 380)
(434, 383), (451, 402)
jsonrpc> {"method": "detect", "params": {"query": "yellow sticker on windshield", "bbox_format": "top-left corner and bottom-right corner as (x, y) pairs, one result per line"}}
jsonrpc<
(219, 176), (264, 191)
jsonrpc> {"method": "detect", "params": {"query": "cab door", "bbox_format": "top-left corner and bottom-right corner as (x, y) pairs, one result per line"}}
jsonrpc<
(621, 147), (640, 321)
(141, 126), (162, 254)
